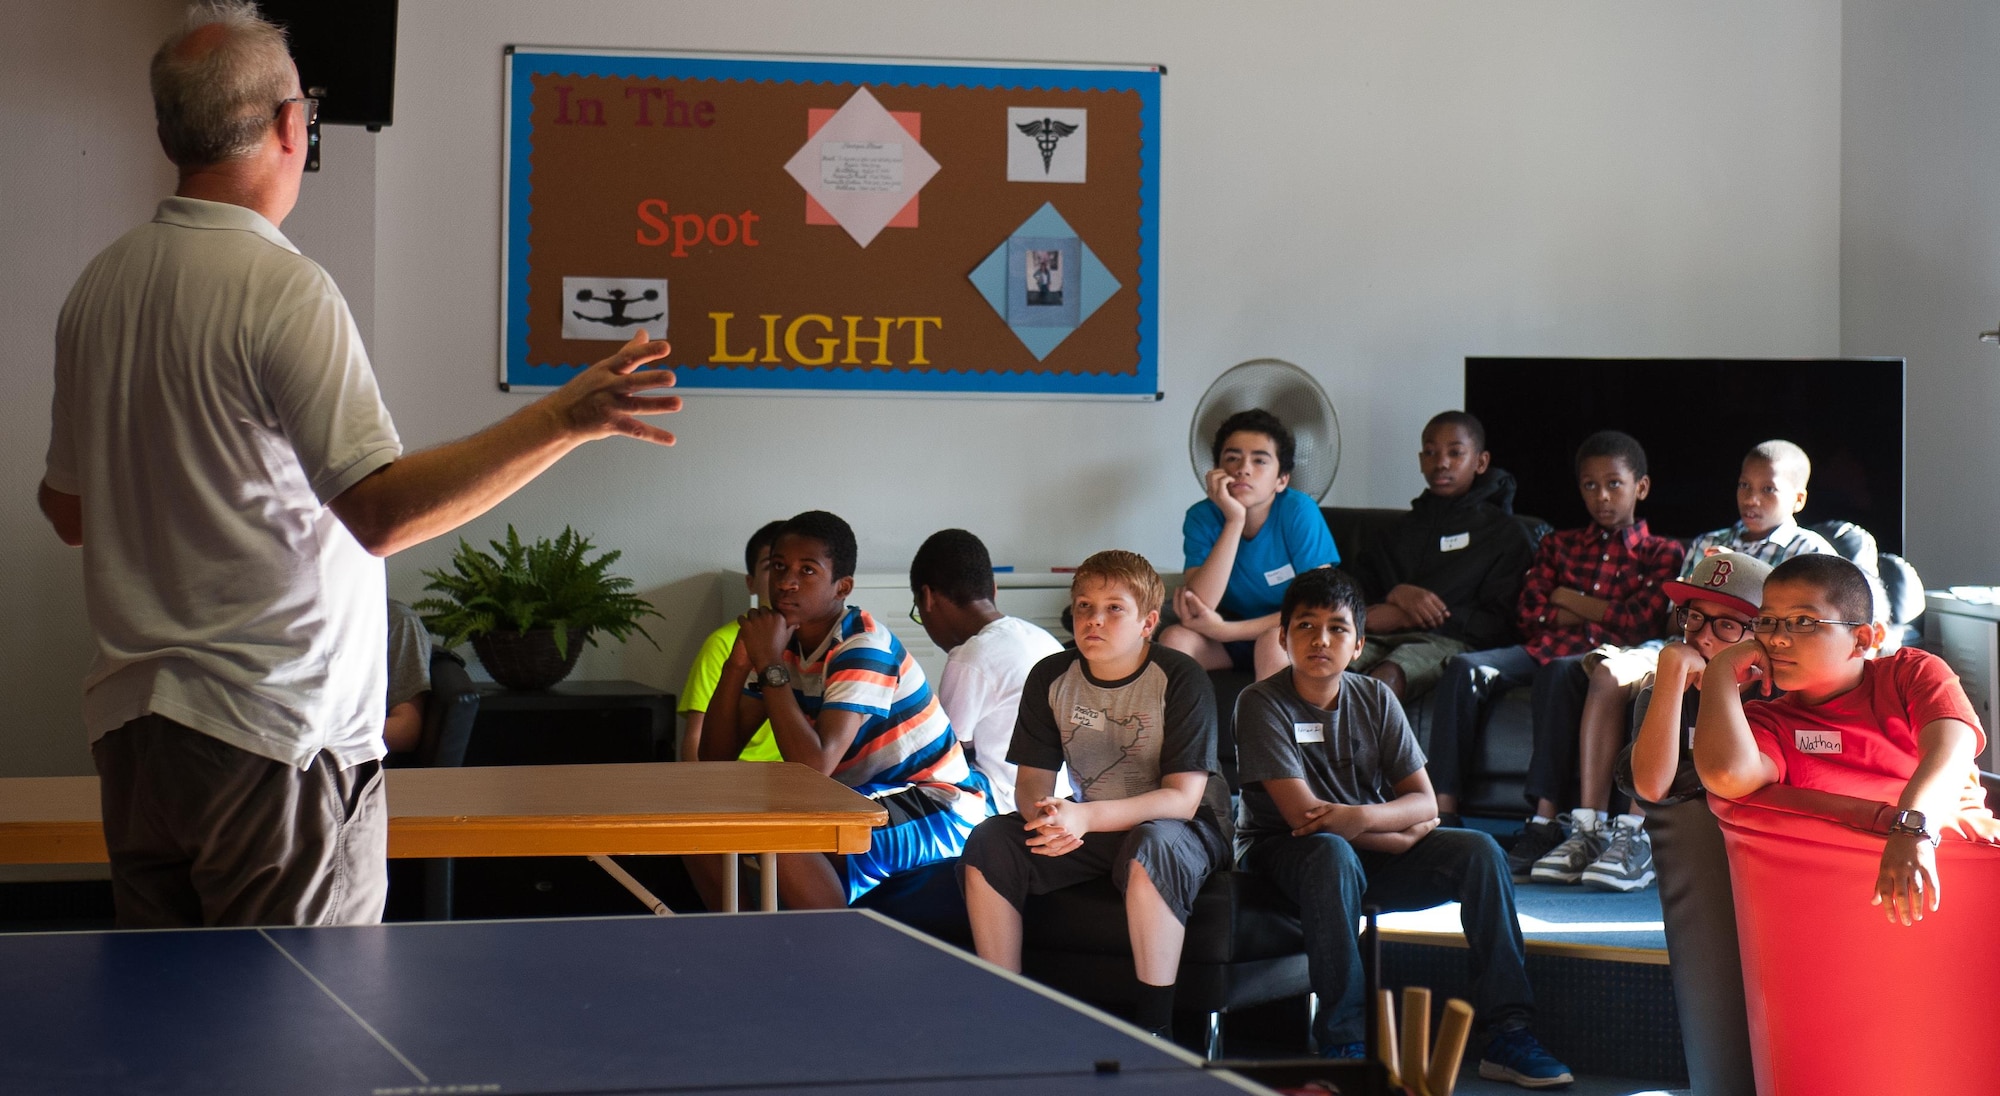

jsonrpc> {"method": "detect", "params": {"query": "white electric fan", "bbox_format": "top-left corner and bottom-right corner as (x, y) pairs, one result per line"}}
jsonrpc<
(1187, 358), (1342, 500)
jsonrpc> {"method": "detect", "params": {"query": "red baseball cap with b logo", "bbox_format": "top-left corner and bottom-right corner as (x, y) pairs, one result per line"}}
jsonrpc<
(1662, 549), (1771, 617)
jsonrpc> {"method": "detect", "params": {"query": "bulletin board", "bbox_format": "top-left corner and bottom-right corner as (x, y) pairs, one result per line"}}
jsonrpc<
(499, 47), (1161, 397)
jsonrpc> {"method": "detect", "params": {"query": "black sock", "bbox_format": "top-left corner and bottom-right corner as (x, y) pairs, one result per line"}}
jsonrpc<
(1134, 982), (1175, 1038)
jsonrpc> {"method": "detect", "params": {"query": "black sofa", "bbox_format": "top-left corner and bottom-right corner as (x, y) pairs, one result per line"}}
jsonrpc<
(1198, 507), (1927, 819)
(1192, 506), (1550, 816)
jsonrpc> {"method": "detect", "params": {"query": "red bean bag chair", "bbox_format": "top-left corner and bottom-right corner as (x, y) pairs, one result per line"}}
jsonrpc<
(1711, 785), (2000, 1096)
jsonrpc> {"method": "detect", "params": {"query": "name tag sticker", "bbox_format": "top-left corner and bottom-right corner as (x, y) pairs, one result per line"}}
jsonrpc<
(1071, 704), (1105, 731)
(1264, 563), (1297, 586)
(1794, 729), (1843, 755)
(1440, 532), (1470, 552)
(1294, 722), (1326, 744)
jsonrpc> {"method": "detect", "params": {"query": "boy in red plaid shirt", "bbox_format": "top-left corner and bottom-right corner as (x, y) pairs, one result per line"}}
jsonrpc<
(1429, 433), (1684, 888)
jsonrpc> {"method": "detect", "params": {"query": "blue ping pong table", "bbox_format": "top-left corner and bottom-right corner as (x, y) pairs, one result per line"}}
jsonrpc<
(0, 909), (1278, 1096)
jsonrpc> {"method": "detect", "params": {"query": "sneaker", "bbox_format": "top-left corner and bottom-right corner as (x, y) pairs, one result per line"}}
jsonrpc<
(1320, 1040), (1368, 1061)
(1505, 817), (1565, 881)
(1478, 1027), (1575, 1089)
(1530, 809), (1604, 885)
(1582, 816), (1656, 892)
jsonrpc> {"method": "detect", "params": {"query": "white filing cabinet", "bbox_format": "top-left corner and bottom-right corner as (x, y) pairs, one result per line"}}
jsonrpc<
(1923, 590), (2000, 772)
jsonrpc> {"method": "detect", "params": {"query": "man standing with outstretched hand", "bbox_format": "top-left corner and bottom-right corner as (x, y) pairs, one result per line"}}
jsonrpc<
(37, 1), (681, 929)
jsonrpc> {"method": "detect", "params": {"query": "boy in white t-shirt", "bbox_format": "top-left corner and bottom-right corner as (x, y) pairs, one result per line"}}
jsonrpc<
(910, 529), (1065, 814)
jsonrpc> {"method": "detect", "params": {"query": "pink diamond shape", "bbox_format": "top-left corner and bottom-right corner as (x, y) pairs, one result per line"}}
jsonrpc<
(784, 87), (940, 248)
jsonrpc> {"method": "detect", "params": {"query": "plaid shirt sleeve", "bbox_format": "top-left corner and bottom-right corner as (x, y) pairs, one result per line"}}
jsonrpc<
(1515, 533), (1564, 637)
(1524, 525), (1684, 660)
(1595, 534), (1686, 643)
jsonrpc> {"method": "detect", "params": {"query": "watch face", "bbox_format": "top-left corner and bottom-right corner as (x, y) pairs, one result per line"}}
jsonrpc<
(1891, 810), (1937, 844)
(762, 664), (790, 688)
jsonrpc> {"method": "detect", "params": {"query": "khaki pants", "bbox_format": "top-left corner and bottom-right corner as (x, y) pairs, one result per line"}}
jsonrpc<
(1346, 632), (1472, 698)
(93, 714), (388, 928)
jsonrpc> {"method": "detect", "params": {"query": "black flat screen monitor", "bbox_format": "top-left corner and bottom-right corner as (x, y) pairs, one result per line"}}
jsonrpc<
(1464, 357), (1905, 555)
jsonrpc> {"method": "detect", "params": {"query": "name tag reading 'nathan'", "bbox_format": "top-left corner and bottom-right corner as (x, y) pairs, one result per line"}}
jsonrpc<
(1794, 729), (1843, 755)
(1294, 722), (1326, 744)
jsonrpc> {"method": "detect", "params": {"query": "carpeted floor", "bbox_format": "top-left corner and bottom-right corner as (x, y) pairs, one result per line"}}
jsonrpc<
(1377, 881), (1667, 953)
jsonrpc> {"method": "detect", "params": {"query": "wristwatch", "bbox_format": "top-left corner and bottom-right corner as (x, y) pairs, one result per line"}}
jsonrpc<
(1887, 809), (1939, 846)
(760, 663), (792, 690)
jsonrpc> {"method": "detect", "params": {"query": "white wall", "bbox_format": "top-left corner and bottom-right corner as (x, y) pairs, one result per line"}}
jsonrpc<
(1840, 0), (2000, 587)
(1, 0), (1843, 776)
(1, 1), (179, 778)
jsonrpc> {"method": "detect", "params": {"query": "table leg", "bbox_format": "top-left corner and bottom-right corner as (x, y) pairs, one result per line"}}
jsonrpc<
(722, 852), (739, 913)
(587, 854), (673, 916)
(760, 852), (778, 912)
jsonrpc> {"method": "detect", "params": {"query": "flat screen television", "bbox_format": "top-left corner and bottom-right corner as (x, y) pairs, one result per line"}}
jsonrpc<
(1463, 358), (1906, 555)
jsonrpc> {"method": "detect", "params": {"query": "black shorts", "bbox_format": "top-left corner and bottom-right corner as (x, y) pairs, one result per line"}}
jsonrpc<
(1222, 639), (1257, 673)
(957, 810), (1226, 923)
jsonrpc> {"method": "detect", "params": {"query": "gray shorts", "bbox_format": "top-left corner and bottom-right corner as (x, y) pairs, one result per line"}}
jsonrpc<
(93, 714), (388, 928)
(958, 810), (1227, 923)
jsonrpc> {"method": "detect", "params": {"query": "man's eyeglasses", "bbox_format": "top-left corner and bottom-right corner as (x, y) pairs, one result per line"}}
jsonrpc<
(909, 602), (923, 626)
(1677, 607), (1749, 643)
(277, 96), (321, 172)
(277, 96), (320, 125)
(1749, 614), (1871, 636)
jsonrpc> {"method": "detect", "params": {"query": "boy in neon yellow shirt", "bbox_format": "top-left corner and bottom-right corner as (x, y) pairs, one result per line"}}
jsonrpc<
(679, 520), (786, 762)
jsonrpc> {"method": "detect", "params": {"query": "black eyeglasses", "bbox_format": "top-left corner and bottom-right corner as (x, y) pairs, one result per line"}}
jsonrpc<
(1677, 607), (1749, 643)
(909, 602), (923, 626)
(1749, 614), (1871, 636)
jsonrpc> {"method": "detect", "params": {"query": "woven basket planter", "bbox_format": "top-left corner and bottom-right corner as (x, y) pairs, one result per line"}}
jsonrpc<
(470, 627), (588, 691)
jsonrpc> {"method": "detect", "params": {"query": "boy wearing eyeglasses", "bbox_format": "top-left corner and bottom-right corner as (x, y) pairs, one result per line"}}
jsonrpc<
(1514, 439), (1840, 888)
(1695, 553), (1990, 928)
(1608, 550), (1770, 1096)
(908, 528), (1064, 815)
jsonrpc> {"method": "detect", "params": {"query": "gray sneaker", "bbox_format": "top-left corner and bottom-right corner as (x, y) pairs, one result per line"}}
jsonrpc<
(1582, 816), (1656, 892)
(1530, 808), (1604, 885)
(1505, 817), (1566, 881)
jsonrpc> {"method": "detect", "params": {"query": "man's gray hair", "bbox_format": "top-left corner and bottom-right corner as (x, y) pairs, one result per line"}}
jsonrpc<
(150, 1), (295, 168)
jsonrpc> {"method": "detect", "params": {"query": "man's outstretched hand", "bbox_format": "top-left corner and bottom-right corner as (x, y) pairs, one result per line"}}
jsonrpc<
(539, 331), (681, 445)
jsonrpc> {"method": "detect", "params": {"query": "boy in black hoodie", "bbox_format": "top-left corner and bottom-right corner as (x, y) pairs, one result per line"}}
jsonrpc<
(1346, 412), (1536, 705)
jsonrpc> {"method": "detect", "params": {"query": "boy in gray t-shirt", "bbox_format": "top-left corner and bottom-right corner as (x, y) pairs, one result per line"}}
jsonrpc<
(959, 550), (1231, 1041)
(1235, 568), (1571, 1088)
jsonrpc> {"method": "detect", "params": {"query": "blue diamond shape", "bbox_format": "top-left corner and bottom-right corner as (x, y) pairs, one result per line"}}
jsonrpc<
(968, 203), (1122, 361)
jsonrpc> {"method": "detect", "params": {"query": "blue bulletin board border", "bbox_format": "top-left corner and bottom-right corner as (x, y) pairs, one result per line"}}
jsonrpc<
(499, 48), (1162, 398)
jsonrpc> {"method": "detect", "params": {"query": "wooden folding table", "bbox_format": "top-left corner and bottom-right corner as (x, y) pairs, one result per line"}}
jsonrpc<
(0, 762), (886, 914)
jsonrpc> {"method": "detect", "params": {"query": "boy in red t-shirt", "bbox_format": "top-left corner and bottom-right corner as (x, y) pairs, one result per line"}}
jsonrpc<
(1694, 554), (1989, 926)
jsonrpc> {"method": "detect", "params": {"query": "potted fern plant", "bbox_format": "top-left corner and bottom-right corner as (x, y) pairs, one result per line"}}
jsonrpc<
(414, 526), (662, 691)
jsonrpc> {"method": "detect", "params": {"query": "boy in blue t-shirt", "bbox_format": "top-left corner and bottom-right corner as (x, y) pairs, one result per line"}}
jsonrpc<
(1159, 409), (1339, 680)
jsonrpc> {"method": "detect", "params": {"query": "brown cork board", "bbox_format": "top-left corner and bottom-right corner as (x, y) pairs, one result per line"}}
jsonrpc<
(501, 49), (1161, 397)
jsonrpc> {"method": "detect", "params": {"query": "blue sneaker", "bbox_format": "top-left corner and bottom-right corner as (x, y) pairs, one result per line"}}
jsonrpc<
(1478, 1027), (1574, 1089)
(1320, 1040), (1368, 1060)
